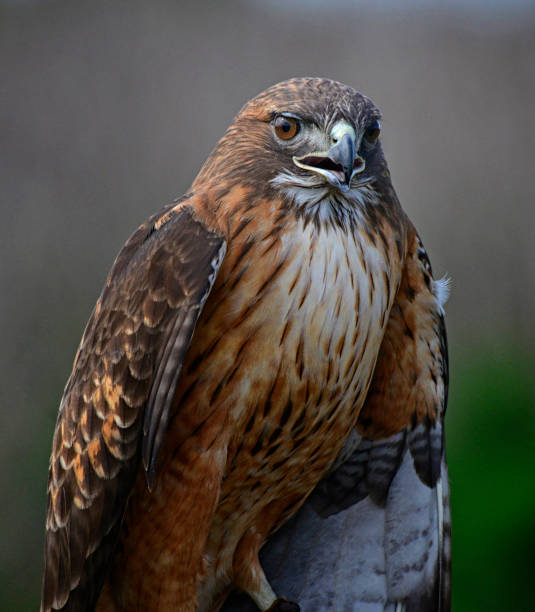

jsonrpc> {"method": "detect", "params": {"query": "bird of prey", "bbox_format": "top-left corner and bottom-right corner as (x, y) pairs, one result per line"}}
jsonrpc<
(42, 78), (451, 612)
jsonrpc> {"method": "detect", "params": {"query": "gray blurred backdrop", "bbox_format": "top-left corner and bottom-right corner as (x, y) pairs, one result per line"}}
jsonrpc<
(1, 1), (534, 610)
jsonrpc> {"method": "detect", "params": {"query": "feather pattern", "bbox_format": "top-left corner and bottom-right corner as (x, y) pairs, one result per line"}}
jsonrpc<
(222, 228), (450, 611)
(42, 202), (226, 611)
(41, 77), (451, 612)
(223, 449), (450, 611)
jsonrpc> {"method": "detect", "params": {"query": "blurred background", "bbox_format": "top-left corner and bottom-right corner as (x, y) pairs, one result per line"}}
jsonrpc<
(1, 0), (534, 610)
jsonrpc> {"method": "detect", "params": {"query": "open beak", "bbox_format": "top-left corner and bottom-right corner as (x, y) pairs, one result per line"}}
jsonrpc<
(293, 133), (365, 192)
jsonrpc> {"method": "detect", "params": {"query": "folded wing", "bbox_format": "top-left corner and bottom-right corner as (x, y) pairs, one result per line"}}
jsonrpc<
(42, 200), (226, 611)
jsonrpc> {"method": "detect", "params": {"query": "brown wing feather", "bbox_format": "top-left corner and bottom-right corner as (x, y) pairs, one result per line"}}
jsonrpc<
(42, 199), (226, 611)
(357, 226), (448, 484)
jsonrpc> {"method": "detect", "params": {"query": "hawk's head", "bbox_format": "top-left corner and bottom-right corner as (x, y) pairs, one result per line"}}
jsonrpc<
(195, 78), (394, 227)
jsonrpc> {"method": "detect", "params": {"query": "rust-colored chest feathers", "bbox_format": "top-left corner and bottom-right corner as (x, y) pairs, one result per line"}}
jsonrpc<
(151, 204), (403, 610)
(182, 209), (398, 468)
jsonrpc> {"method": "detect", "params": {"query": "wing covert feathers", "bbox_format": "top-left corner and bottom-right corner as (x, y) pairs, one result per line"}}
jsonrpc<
(356, 228), (448, 487)
(141, 212), (226, 486)
(42, 201), (225, 611)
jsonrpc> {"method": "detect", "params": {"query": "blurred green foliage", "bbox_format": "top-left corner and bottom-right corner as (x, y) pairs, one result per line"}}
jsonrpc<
(448, 345), (535, 612)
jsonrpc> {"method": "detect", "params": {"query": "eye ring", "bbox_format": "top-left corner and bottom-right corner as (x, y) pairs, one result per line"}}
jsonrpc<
(363, 120), (381, 145)
(273, 115), (300, 140)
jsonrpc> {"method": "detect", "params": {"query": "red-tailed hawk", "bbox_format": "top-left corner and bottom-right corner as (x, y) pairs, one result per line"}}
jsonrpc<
(42, 78), (451, 612)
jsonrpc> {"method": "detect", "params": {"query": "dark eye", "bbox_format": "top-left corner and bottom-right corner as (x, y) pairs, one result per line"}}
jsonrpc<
(363, 120), (381, 145)
(274, 115), (300, 140)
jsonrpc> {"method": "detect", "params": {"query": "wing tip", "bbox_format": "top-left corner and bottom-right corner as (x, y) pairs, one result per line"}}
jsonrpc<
(408, 420), (443, 488)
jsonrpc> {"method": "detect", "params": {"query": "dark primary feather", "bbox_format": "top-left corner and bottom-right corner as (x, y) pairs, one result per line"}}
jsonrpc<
(42, 202), (226, 611)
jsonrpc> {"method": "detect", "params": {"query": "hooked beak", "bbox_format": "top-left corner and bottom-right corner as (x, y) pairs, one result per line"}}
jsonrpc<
(293, 133), (365, 192)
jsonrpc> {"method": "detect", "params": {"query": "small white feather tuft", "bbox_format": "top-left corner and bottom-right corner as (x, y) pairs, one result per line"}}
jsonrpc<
(433, 276), (451, 312)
